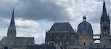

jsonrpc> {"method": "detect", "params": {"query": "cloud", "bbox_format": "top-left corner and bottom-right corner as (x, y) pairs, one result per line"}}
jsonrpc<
(0, 0), (111, 22)
(16, 19), (40, 28)
(0, 0), (71, 21)
(15, 19), (53, 44)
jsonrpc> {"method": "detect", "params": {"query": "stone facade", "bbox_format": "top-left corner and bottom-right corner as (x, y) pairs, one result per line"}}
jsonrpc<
(45, 1), (111, 49)
(45, 22), (77, 49)
(0, 0), (111, 49)
(0, 9), (61, 49)
(0, 9), (35, 49)
(100, 1), (110, 44)
(77, 16), (93, 47)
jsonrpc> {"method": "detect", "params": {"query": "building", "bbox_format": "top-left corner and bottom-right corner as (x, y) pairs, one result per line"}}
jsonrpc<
(45, 0), (111, 49)
(77, 15), (93, 47)
(0, 9), (34, 49)
(0, 9), (35, 49)
(0, 9), (61, 49)
(45, 22), (78, 49)
(0, 0), (111, 49)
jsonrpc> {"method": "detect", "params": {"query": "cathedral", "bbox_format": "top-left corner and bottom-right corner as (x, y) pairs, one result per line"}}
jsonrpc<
(0, 0), (111, 49)
(45, 1), (111, 49)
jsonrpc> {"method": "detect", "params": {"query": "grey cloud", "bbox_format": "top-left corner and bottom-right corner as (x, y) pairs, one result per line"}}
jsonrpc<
(0, 0), (111, 44)
(0, 0), (111, 22)
(13, 0), (71, 21)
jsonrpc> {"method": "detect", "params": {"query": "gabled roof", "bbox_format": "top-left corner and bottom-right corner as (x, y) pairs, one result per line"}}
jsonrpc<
(0, 37), (35, 45)
(49, 22), (74, 31)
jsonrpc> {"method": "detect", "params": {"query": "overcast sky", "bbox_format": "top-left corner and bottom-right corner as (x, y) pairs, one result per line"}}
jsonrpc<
(0, 0), (111, 44)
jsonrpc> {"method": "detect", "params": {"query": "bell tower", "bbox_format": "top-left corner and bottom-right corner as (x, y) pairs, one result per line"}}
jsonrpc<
(100, 0), (110, 43)
(7, 9), (16, 37)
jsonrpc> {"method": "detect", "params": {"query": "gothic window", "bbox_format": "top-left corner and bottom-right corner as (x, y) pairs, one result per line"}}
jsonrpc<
(104, 27), (108, 32)
(62, 34), (67, 43)
(56, 35), (59, 39)
(70, 35), (74, 42)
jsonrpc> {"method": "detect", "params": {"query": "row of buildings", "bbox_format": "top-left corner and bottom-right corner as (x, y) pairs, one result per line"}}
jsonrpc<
(0, 0), (111, 49)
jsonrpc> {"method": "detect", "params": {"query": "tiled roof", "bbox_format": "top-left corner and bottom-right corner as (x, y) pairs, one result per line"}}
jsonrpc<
(50, 22), (74, 31)
(0, 37), (34, 45)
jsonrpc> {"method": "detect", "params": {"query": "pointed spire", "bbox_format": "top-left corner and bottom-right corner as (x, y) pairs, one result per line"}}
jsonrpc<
(10, 9), (15, 26)
(102, 0), (107, 17)
(101, 0), (110, 22)
(7, 9), (16, 37)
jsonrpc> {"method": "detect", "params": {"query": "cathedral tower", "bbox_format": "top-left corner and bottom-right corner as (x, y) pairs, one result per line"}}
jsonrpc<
(7, 9), (16, 37)
(100, 0), (110, 39)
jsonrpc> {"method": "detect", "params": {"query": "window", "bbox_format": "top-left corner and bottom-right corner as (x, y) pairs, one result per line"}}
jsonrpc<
(104, 27), (108, 32)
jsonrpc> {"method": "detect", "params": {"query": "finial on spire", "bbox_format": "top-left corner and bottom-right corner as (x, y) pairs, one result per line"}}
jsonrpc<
(12, 8), (14, 17)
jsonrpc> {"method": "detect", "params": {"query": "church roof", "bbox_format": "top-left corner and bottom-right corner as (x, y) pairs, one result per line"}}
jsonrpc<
(78, 21), (92, 33)
(0, 37), (35, 45)
(49, 22), (74, 31)
(78, 16), (93, 34)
